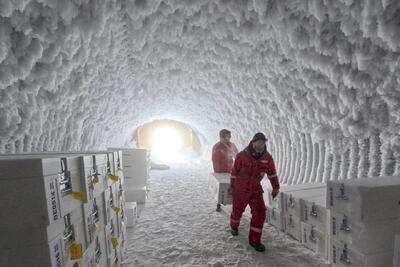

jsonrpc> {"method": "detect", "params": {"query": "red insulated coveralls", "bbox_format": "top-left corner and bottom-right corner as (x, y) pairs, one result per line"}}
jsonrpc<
(212, 142), (238, 173)
(230, 148), (280, 243)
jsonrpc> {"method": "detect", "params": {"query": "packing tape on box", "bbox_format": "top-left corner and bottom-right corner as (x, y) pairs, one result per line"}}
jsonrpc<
(111, 237), (119, 249)
(109, 174), (119, 182)
(71, 191), (86, 201)
(112, 206), (121, 214)
(90, 175), (99, 189)
(91, 222), (99, 233)
(69, 243), (83, 260)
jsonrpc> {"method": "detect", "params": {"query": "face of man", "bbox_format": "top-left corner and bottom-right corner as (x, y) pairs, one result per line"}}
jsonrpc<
(252, 140), (266, 153)
(220, 134), (231, 144)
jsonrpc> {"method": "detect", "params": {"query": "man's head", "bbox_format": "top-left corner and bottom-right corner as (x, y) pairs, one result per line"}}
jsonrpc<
(251, 132), (268, 153)
(219, 129), (231, 144)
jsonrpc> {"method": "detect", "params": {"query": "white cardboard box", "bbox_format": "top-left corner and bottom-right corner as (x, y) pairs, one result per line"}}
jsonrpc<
(282, 187), (326, 218)
(115, 181), (125, 208)
(82, 198), (105, 246)
(126, 201), (138, 228)
(109, 148), (150, 186)
(104, 224), (116, 260)
(264, 182), (326, 210)
(327, 176), (400, 222)
(115, 202), (125, 238)
(0, 156), (87, 228)
(124, 177), (147, 190)
(102, 187), (114, 226)
(124, 186), (147, 203)
(329, 238), (393, 267)
(284, 213), (302, 241)
(0, 234), (66, 267)
(80, 155), (106, 200)
(329, 210), (398, 253)
(0, 203), (85, 250)
(267, 206), (284, 231)
(301, 195), (328, 232)
(79, 232), (107, 267)
(79, 238), (96, 267)
(301, 221), (328, 259)
(208, 172), (232, 205)
(0, 212), (87, 266)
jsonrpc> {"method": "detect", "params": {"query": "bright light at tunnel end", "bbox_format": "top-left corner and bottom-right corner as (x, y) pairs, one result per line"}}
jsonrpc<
(151, 126), (183, 163)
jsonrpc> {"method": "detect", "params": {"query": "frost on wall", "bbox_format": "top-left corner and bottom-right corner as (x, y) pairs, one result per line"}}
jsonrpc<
(1, 0), (400, 182)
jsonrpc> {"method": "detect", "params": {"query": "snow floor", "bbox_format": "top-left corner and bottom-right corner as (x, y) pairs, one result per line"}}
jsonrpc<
(121, 160), (330, 267)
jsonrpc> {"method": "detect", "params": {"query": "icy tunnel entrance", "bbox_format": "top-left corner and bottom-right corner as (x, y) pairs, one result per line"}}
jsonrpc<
(133, 119), (203, 163)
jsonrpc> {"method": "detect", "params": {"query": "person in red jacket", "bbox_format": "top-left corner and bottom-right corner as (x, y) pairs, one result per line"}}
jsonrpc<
(212, 129), (239, 212)
(212, 129), (238, 173)
(230, 132), (280, 252)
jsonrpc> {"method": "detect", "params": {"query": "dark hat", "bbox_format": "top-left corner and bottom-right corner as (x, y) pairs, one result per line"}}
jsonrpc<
(251, 132), (268, 142)
(219, 129), (231, 138)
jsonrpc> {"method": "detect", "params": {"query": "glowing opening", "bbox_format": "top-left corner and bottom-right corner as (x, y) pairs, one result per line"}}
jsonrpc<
(151, 126), (183, 162)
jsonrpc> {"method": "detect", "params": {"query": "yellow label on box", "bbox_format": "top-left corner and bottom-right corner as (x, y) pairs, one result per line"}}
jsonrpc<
(90, 175), (98, 189)
(69, 243), (83, 260)
(92, 175), (99, 184)
(109, 174), (119, 182)
(111, 237), (119, 249)
(96, 263), (101, 267)
(91, 222), (99, 233)
(112, 206), (121, 214)
(71, 191), (86, 201)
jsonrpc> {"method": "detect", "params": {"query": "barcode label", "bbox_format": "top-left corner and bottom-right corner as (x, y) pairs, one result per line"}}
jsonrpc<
(50, 236), (64, 267)
(45, 176), (62, 224)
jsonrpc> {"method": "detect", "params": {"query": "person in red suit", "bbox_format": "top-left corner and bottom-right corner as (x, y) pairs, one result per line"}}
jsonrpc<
(212, 129), (238, 173)
(229, 132), (280, 252)
(212, 129), (238, 212)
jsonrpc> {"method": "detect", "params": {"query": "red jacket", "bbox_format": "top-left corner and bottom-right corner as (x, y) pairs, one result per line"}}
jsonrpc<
(212, 141), (238, 173)
(230, 148), (279, 194)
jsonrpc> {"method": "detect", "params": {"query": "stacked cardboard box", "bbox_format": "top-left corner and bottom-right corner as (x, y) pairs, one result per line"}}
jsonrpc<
(263, 182), (328, 259)
(300, 195), (329, 259)
(327, 177), (400, 267)
(109, 148), (149, 204)
(0, 151), (126, 267)
(263, 182), (326, 231)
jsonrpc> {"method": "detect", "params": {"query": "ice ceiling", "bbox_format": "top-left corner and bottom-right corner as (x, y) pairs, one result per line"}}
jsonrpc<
(1, 0), (400, 183)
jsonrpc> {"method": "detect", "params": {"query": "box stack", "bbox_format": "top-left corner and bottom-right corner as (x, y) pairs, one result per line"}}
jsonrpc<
(0, 151), (127, 267)
(109, 148), (150, 204)
(125, 202), (138, 228)
(282, 187), (325, 242)
(263, 182), (326, 232)
(300, 194), (329, 260)
(262, 181), (329, 259)
(327, 176), (400, 267)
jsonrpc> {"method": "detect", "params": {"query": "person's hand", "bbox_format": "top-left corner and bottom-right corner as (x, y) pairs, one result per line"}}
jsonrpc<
(271, 188), (279, 199)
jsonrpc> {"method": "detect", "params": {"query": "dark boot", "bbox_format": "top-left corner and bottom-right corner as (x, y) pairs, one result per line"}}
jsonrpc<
(216, 204), (221, 212)
(231, 228), (239, 236)
(249, 240), (265, 252)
